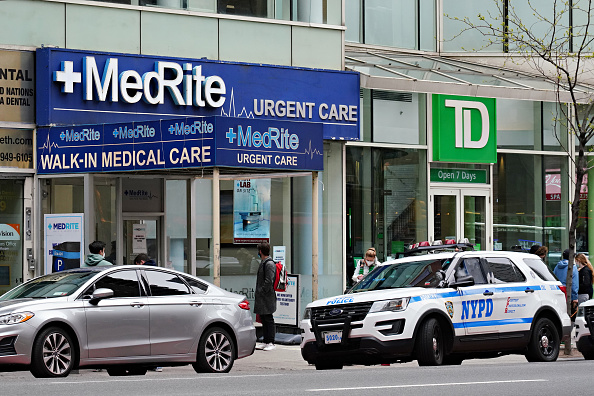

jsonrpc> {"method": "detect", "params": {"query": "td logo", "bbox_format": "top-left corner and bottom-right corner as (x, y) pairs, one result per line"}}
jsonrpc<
(433, 95), (496, 164)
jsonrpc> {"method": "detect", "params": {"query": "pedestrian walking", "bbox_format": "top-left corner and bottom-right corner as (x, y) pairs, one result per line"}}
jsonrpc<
(352, 247), (379, 284)
(254, 242), (276, 351)
(554, 249), (579, 320)
(576, 253), (593, 305)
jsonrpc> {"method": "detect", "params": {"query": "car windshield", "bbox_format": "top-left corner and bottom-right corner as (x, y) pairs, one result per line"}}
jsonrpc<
(0, 272), (97, 300)
(350, 258), (450, 292)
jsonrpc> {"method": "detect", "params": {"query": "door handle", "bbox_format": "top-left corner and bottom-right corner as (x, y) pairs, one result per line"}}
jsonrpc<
(130, 302), (144, 308)
(483, 291), (494, 296)
(525, 288), (535, 293)
(189, 301), (203, 307)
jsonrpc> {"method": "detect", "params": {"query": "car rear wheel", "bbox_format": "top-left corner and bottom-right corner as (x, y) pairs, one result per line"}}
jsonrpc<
(106, 367), (148, 376)
(193, 327), (235, 373)
(30, 327), (76, 378)
(416, 318), (445, 366)
(526, 317), (560, 362)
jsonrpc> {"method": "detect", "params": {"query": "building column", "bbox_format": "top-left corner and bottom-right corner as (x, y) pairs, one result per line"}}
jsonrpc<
(213, 168), (220, 287)
(312, 171), (319, 301)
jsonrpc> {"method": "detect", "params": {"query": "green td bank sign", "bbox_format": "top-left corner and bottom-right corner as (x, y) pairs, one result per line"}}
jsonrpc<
(433, 95), (496, 164)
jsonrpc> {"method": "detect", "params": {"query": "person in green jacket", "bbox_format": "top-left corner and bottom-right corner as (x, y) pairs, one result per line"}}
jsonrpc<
(82, 240), (113, 267)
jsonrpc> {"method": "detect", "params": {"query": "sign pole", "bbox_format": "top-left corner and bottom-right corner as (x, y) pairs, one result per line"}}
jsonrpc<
(312, 171), (319, 301)
(213, 167), (221, 287)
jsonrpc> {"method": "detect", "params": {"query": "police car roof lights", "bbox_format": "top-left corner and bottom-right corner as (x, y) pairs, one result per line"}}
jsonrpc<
(395, 241), (475, 258)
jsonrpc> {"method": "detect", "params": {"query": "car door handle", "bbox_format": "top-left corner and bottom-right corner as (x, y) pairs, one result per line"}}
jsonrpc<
(483, 291), (494, 296)
(189, 301), (203, 307)
(130, 302), (144, 308)
(525, 288), (535, 293)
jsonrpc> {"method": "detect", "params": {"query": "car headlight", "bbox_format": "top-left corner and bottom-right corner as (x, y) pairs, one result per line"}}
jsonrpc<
(0, 312), (35, 325)
(370, 298), (410, 313)
(303, 308), (311, 320)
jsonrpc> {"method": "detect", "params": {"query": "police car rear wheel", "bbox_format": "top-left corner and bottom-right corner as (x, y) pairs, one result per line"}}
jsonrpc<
(526, 317), (559, 362)
(416, 318), (445, 366)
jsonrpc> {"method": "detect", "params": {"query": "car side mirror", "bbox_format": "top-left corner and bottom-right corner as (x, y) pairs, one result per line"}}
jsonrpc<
(89, 288), (114, 305)
(451, 275), (475, 288)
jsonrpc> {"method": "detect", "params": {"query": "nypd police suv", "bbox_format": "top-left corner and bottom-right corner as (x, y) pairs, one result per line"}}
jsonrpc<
(300, 247), (572, 369)
(575, 299), (594, 359)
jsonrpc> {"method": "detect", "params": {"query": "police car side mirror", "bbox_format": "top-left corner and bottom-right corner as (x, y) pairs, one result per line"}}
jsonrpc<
(450, 275), (475, 288)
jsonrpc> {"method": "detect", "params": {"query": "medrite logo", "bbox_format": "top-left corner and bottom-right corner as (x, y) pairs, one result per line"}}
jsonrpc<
(433, 95), (496, 164)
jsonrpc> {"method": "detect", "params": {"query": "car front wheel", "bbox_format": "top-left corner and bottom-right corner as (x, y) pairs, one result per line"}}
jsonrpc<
(526, 317), (560, 362)
(193, 327), (235, 373)
(30, 327), (76, 378)
(416, 318), (445, 366)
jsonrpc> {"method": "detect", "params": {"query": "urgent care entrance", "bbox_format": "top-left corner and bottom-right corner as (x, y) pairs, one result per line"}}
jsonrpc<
(34, 47), (360, 317)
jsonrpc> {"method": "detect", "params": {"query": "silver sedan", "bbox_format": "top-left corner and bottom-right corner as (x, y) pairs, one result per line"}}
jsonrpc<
(0, 266), (256, 377)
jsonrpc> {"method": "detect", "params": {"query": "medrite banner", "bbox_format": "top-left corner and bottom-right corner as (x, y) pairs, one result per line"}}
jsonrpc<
(44, 213), (84, 274)
(233, 179), (270, 244)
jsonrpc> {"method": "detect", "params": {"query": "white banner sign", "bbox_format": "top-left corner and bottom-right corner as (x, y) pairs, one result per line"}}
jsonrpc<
(132, 224), (147, 254)
(274, 274), (299, 326)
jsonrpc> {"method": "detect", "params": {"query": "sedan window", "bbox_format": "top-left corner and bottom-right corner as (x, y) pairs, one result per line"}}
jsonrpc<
(93, 270), (142, 298)
(145, 270), (191, 296)
(0, 272), (97, 300)
(181, 275), (208, 294)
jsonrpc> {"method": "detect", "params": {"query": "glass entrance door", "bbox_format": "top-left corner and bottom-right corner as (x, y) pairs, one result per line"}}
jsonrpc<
(123, 218), (161, 266)
(430, 188), (490, 250)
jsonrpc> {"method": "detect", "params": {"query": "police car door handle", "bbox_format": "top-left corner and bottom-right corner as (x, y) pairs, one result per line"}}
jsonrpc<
(483, 291), (494, 296)
(525, 288), (535, 293)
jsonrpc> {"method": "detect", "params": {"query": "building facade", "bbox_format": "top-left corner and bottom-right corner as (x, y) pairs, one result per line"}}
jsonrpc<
(0, 1), (592, 324)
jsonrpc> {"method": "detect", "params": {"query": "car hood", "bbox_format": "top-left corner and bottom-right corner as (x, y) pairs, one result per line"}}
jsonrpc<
(0, 297), (66, 314)
(307, 287), (433, 308)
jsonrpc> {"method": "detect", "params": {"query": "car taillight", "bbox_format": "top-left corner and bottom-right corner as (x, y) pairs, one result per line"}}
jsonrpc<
(558, 285), (567, 297)
(238, 299), (250, 310)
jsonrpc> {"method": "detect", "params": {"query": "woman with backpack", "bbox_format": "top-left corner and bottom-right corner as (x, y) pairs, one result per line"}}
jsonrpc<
(352, 247), (379, 284)
(576, 253), (594, 305)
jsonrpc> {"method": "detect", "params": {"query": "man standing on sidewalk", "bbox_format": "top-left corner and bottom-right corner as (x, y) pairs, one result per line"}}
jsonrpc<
(254, 242), (277, 351)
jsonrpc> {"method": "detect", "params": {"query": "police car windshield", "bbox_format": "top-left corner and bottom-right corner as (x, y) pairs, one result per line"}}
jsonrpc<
(351, 258), (449, 292)
(0, 272), (96, 300)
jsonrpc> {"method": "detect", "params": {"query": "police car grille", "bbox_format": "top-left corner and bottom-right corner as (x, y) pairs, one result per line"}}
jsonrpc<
(311, 302), (373, 322)
(585, 306), (594, 318)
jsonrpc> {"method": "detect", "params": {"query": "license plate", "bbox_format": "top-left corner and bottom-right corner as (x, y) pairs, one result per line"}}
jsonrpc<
(323, 331), (342, 344)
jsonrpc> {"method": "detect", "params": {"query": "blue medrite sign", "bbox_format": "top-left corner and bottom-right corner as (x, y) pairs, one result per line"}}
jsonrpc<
(36, 117), (323, 174)
(36, 48), (359, 140)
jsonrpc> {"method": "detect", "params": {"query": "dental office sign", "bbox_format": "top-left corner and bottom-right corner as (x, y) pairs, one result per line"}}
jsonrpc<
(432, 95), (496, 164)
(36, 48), (359, 140)
(36, 116), (323, 174)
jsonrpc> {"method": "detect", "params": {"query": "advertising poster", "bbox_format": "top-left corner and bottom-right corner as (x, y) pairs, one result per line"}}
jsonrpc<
(274, 274), (299, 326)
(44, 213), (84, 274)
(233, 179), (270, 244)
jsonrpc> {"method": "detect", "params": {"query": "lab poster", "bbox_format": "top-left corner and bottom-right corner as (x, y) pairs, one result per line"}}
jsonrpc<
(233, 179), (270, 244)
(44, 213), (84, 274)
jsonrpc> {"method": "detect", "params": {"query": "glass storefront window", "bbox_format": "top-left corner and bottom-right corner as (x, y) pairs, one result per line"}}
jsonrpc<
(497, 99), (539, 150)
(94, 177), (117, 264)
(493, 153), (568, 268)
(0, 179), (24, 295)
(542, 102), (568, 152)
(166, 179), (188, 273)
(346, 146), (427, 284)
(508, 0), (570, 52)
(345, 0), (361, 42)
(372, 92), (426, 145)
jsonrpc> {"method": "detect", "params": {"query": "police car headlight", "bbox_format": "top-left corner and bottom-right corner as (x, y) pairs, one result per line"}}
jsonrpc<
(303, 308), (311, 320)
(370, 298), (410, 313)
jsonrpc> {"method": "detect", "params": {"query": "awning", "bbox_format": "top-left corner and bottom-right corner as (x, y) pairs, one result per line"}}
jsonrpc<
(345, 47), (594, 103)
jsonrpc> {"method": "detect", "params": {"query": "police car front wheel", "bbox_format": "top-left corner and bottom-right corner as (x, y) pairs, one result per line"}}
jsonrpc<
(416, 318), (446, 366)
(526, 317), (560, 362)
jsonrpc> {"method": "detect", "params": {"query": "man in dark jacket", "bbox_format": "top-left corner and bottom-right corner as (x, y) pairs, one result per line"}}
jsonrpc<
(254, 242), (276, 351)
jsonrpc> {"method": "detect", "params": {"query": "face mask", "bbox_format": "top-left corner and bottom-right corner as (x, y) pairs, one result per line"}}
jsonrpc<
(365, 259), (374, 265)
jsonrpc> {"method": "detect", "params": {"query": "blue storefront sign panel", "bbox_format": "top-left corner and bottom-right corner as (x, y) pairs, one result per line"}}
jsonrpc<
(37, 116), (323, 174)
(36, 48), (360, 141)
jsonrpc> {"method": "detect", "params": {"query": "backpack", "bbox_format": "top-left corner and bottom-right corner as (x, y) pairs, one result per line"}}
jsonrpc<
(273, 261), (288, 292)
